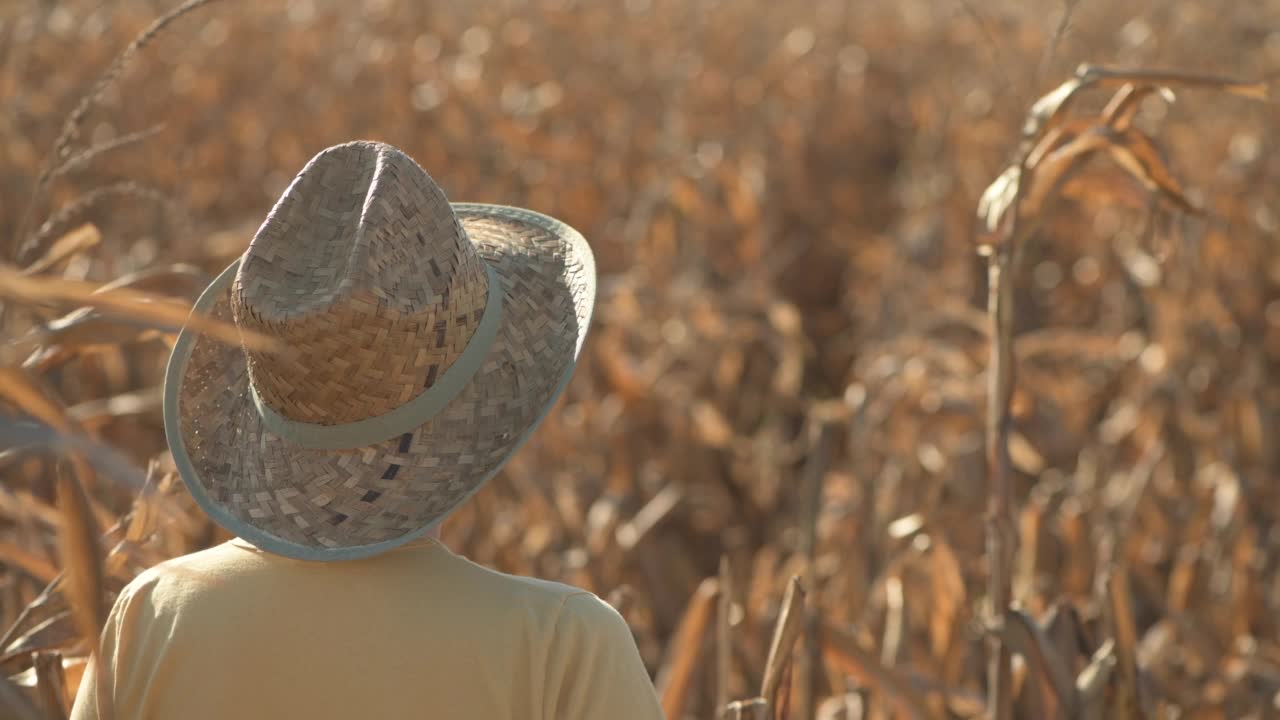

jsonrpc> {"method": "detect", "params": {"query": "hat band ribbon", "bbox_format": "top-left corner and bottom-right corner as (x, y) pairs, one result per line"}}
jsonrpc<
(249, 264), (503, 450)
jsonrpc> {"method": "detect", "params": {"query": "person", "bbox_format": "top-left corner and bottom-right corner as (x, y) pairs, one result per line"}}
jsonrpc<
(69, 140), (666, 720)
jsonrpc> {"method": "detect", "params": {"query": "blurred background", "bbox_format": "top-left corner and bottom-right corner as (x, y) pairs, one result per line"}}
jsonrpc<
(1, 0), (1279, 718)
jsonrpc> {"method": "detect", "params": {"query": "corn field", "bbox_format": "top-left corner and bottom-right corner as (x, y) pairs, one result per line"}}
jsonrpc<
(1, 0), (1278, 718)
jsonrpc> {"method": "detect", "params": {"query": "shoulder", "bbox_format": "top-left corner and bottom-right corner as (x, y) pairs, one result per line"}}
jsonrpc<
(549, 592), (642, 662)
(555, 591), (629, 632)
(110, 541), (257, 614)
(430, 547), (637, 644)
(437, 546), (599, 617)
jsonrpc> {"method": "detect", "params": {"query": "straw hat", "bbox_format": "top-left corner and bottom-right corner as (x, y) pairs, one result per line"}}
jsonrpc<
(163, 140), (595, 561)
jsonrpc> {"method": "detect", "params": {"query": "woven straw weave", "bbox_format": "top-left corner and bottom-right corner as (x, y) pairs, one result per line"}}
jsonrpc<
(165, 141), (595, 561)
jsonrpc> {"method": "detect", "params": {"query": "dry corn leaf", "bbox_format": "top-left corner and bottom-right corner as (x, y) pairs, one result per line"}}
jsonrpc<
(981, 127), (1105, 235)
(33, 650), (68, 720)
(1007, 432), (1046, 475)
(716, 555), (734, 714)
(0, 674), (44, 720)
(0, 265), (279, 353)
(692, 401), (735, 448)
(0, 574), (67, 652)
(595, 336), (649, 402)
(51, 125), (166, 180)
(95, 263), (210, 299)
(0, 542), (58, 586)
(1101, 126), (1198, 214)
(999, 609), (1080, 718)
(1078, 64), (1267, 101)
(820, 622), (932, 720)
(615, 484), (684, 552)
(1077, 639), (1117, 718)
(20, 225), (101, 277)
(657, 577), (720, 720)
(8, 653), (87, 707)
(1019, 130), (1113, 221)
(1107, 566), (1145, 718)
(1023, 76), (1089, 143)
(68, 388), (164, 426)
(760, 576), (806, 711)
(980, 63), (1264, 240)
(10, 656), (87, 716)
(0, 368), (74, 433)
(0, 420), (147, 491)
(1031, 65), (1265, 145)
(1041, 602), (1091, 663)
(1101, 84), (1172, 131)
(927, 538), (965, 662)
(725, 697), (769, 720)
(1024, 118), (1097, 169)
(584, 496), (621, 556)
(881, 574), (904, 667)
(886, 513), (925, 540)
(53, 459), (106, 648)
(0, 611), (77, 664)
(17, 309), (170, 352)
(59, 658), (87, 711)
(123, 494), (158, 545)
(0, 8), (1276, 716)
(977, 165), (1021, 234)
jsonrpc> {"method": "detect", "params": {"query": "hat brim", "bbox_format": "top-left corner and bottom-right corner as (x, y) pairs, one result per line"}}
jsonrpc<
(163, 204), (595, 562)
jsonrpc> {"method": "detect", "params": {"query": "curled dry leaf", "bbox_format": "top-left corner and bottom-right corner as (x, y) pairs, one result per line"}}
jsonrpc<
(1101, 126), (1198, 214)
(978, 63), (1264, 243)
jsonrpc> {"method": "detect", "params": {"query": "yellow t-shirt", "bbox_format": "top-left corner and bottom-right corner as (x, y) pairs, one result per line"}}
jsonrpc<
(69, 537), (665, 720)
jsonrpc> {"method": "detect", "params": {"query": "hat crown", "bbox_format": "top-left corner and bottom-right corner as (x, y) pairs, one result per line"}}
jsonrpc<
(231, 141), (491, 426)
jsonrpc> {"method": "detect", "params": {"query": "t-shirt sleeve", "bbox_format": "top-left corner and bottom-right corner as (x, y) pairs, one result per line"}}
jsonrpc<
(542, 592), (666, 720)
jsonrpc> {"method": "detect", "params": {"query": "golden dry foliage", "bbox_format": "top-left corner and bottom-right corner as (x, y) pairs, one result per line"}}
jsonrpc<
(2, 1), (1279, 719)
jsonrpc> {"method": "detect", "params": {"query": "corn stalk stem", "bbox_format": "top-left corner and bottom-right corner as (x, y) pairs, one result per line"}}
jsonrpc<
(985, 241), (1018, 720)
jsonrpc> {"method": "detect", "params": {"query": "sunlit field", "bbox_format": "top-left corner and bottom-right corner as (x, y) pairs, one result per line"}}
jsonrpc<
(1, 1), (1277, 717)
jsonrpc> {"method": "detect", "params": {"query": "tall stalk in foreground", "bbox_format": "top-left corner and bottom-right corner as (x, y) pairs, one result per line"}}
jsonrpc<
(975, 63), (1266, 719)
(983, 236), (1018, 720)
